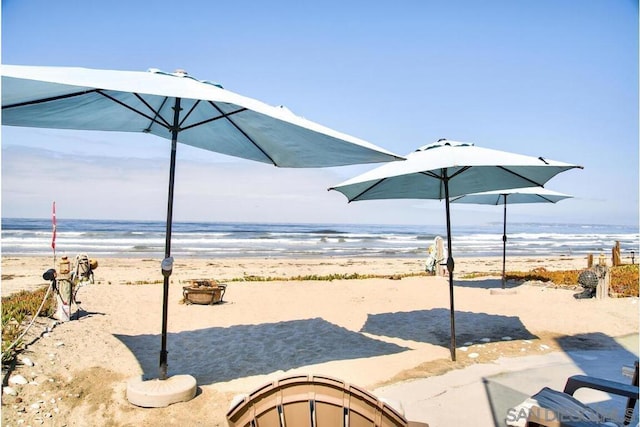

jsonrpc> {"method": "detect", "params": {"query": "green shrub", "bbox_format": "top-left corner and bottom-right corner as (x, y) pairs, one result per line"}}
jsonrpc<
(504, 267), (581, 285)
(465, 265), (639, 297)
(230, 272), (427, 282)
(610, 264), (639, 297)
(1, 286), (56, 364)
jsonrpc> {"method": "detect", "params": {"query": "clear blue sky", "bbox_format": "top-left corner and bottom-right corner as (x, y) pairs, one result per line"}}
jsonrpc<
(2, 0), (638, 227)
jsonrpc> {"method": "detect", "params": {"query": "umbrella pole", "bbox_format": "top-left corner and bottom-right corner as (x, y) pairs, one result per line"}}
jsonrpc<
(159, 98), (182, 380)
(443, 176), (456, 361)
(502, 195), (507, 289)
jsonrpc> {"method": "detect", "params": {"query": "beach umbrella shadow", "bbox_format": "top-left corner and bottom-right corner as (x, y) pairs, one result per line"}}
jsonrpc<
(361, 308), (537, 347)
(555, 332), (639, 376)
(115, 317), (409, 384)
(454, 278), (521, 289)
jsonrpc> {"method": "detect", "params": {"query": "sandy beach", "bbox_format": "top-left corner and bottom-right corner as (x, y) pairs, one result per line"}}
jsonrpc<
(1, 255), (638, 426)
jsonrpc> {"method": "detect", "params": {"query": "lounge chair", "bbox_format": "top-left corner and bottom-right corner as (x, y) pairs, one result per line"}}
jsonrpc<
(513, 361), (639, 427)
(226, 374), (429, 427)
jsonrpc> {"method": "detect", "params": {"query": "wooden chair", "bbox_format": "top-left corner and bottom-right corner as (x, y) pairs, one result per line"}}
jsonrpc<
(226, 374), (429, 427)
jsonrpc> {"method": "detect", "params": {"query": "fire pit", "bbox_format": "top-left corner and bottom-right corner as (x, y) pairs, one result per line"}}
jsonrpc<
(182, 280), (227, 305)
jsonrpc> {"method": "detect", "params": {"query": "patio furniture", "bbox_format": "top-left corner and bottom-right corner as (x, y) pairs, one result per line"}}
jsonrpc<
(522, 362), (639, 427)
(226, 374), (429, 427)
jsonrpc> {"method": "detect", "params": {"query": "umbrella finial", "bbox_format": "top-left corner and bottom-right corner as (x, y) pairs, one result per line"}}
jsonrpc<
(416, 138), (473, 151)
(174, 69), (188, 76)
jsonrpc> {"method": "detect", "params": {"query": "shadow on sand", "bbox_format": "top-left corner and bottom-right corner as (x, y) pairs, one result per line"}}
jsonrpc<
(115, 317), (409, 384)
(361, 308), (537, 346)
(454, 278), (523, 289)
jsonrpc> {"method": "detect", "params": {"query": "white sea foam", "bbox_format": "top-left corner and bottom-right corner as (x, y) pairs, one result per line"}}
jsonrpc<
(2, 219), (638, 259)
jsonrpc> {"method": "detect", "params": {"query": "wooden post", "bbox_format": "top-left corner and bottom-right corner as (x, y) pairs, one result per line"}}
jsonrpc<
(612, 241), (621, 266)
(587, 254), (593, 268)
(595, 265), (609, 299)
(54, 279), (73, 321)
(54, 256), (73, 321)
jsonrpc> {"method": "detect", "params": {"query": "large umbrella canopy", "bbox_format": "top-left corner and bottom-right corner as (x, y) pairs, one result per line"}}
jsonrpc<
(451, 187), (573, 288)
(2, 65), (402, 167)
(329, 140), (583, 361)
(2, 64), (404, 381)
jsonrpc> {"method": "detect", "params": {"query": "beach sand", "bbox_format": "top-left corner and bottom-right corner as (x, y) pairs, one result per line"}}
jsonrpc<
(1, 255), (638, 426)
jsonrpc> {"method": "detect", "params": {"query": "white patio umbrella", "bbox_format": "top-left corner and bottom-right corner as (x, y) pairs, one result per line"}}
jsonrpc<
(451, 187), (573, 288)
(329, 140), (583, 361)
(1, 65), (403, 393)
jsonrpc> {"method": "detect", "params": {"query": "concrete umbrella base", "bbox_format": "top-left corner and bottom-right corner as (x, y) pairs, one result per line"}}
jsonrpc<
(127, 375), (197, 408)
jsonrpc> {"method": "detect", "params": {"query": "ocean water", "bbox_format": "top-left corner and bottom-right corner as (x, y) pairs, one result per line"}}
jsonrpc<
(1, 218), (638, 260)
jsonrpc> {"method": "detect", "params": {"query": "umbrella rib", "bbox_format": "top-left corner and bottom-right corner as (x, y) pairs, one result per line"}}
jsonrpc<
(538, 195), (555, 203)
(204, 101), (277, 165)
(130, 92), (172, 128)
(419, 170), (441, 180)
(177, 100), (202, 129)
(497, 166), (544, 187)
(447, 166), (472, 180)
(179, 104), (246, 131)
(139, 96), (170, 132)
(97, 90), (171, 130)
(2, 89), (96, 109)
(348, 178), (387, 202)
(418, 169), (452, 200)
